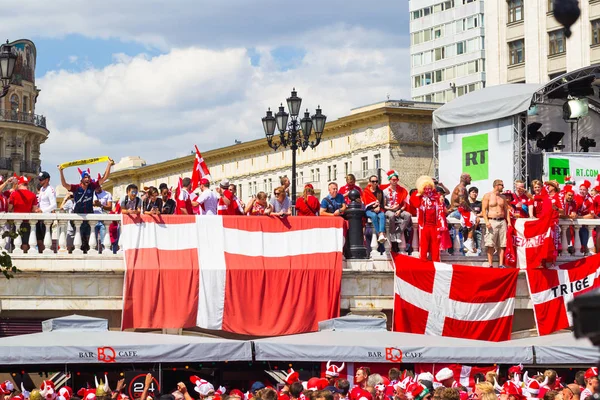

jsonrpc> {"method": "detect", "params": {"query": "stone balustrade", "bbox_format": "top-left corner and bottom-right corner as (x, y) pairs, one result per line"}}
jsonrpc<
(0, 213), (595, 262)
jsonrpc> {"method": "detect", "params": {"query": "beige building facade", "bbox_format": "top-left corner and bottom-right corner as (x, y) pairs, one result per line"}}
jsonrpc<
(103, 101), (440, 202)
(0, 39), (48, 178)
(486, 0), (600, 85)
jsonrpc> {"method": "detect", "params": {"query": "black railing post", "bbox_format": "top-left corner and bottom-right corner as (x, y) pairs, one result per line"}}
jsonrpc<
(345, 189), (369, 259)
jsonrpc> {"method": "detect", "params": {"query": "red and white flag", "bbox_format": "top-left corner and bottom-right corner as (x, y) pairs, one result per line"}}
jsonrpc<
(510, 211), (555, 269)
(392, 254), (518, 341)
(526, 254), (600, 336)
(121, 215), (344, 336)
(415, 364), (497, 388)
(191, 145), (211, 191)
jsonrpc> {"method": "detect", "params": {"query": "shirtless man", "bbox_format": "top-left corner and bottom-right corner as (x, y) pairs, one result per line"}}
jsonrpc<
(450, 173), (472, 212)
(482, 179), (510, 267)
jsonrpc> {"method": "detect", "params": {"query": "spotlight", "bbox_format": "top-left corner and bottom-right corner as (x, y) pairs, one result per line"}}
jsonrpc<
(563, 98), (589, 120)
(537, 131), (565, 151)
(579, 136), (596, 152)
(527, 122), (543, 141)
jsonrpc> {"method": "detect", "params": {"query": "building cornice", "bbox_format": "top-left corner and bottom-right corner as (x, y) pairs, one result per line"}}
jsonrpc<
(104, 105), (436, 187)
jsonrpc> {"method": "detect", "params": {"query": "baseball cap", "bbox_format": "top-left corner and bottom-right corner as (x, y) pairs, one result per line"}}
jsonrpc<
(38, 171), (50, 180)
(200, 178), (210, 186)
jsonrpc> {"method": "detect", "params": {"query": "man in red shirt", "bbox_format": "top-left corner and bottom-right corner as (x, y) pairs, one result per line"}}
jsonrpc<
(177, 177), (194, 215)
(8, 175), (40, 252)
(216, 179), (237, 215)
(339, 174), (363, 205)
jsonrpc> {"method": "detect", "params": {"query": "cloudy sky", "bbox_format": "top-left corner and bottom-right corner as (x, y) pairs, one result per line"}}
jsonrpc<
(1, 1), (410, 178)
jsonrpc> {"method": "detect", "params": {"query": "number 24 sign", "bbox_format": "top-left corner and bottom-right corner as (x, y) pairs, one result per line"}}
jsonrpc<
(127, 374), (160, 400)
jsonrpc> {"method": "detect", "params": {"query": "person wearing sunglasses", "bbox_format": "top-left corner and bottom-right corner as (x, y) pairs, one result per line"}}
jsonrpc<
(267, 186), (291, 217)
(362, 175), (387, 245)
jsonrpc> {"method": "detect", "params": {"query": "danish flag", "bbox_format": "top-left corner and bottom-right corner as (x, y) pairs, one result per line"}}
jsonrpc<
(191, 145), (211, 191)
(392, 254), (518, 341)
(526, 254), (600, 335)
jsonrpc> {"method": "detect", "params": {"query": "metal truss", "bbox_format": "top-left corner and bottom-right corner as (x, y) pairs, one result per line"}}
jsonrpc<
(513, 113), (527, 184)
(533, 65), (600, 105)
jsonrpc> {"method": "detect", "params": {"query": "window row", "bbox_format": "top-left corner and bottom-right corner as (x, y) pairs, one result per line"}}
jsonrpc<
(507, 30), (567, 66)
(412, 37), (483, 67)
(411, 0), (477, 20)
(413, 81), (484, 103)
(411, 14), (482, 45)
(412, 59), (484, 88)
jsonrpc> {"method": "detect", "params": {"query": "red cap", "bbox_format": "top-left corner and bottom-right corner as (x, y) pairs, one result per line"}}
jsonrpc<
(580, 180), (591, 189)
(585, 367), (598, 380)
(200, 178), (210, 186)
(304, 183), (314, 190)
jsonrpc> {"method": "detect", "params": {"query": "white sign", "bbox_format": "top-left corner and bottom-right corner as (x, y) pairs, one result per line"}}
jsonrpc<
(542, 152), (600, 184)
(438, 118), (514, 196)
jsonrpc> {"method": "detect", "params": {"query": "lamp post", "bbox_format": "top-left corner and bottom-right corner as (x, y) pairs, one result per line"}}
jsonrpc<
(0, 40), (17, 99)
(262, 88), (327, 207)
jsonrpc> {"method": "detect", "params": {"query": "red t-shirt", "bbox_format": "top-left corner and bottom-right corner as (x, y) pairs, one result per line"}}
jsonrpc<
(217, 190), (237, 215)
(176, 189), (193, 215)
(339, 184), (363, 204)
(9, 189), (38, 213)
(295, 195), (320, 216)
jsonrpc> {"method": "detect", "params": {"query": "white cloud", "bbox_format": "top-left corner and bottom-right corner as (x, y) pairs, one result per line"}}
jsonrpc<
(68, 55), (78, 63)
(35, 23), (410, 177)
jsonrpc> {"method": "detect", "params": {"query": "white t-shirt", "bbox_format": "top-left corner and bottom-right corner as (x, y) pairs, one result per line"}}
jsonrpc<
(93, 190), (113, 214)
(197, 189), (219, 215)
(38, 185), (57, 213)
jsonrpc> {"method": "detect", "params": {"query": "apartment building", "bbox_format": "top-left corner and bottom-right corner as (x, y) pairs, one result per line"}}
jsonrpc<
(409, 0), (486, 103)
(486, 0), (600, 84)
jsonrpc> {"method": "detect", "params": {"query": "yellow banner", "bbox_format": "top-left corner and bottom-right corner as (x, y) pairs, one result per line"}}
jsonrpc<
(59, 156), (111, 170)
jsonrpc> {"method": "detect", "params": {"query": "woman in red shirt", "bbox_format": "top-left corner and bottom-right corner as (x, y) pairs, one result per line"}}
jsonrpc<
(295, 184), (320, 216)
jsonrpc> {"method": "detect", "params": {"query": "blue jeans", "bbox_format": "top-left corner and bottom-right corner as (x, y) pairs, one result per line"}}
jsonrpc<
(448, 210), (464, 254)
(95, 222), (106, 248)
(366, 210), (386, 234)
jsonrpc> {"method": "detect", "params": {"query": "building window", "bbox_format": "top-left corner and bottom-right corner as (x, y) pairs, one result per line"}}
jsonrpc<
(457, 41), (465, 55)
(299, 171), (304, 184)
(332, 164), (337, 181)
(548, 0), (553, 12)
(311, 168), (320, 182)
(253, 181), (257, 195)
(434, 47), (445, 61)
(508, 0), (523, 23)
(361, 157), (369, 177)
(268, 178), (272, 192)
(508, 39), (525, 65)
(239, 184), (243, 199)
(435, 69), (444, 83)
(374, 154), (381, 172)
(549, 30), (566, 55)
(414, 75), (422, 88)
(328, 166), (333, 181)
(593, 19), (600, 45)
(344, 162), (352, 177)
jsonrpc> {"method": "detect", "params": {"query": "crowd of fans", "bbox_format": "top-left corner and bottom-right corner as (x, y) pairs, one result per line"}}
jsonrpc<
(0, 158), (598, 260)
(0, 365), (597, 400)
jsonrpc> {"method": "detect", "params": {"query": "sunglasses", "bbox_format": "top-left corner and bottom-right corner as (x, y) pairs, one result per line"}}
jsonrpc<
(274, 192), (282, 195)
(370, 180), (379, 183)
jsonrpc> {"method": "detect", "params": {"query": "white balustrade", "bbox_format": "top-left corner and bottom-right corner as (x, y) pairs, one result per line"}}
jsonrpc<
(0, 213), (597, 260)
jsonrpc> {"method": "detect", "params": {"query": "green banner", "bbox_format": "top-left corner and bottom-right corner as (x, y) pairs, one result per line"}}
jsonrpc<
(547, 157), (571, 183)
(462, 133), (489, 181)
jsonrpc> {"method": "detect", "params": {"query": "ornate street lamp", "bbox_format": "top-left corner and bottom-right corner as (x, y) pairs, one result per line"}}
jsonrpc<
(0, 40), (17, 99)
(262, 88), (327, 208)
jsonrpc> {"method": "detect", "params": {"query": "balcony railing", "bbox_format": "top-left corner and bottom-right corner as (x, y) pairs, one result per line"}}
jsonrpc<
(0, 110), (47, 129)
(1, 213), (598, 262)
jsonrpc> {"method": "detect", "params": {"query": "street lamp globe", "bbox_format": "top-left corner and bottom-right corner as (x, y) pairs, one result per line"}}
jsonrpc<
(286, 88), (302, 117)
(275, 104), (289, 133)
(300, 109), (313, 141)
(0, 41), (17, 86)
(312, 106), (327, 139)
(262, 108), (277, 139)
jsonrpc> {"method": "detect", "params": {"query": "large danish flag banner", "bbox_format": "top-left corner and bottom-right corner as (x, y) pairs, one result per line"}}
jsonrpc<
(392, 254), (518, 341)
(526, 254), (600, 336)
(121, 215), (344, 336)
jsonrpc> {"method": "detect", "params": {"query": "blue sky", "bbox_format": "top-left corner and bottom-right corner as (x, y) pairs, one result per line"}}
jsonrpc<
(0, 0), (411, 180)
